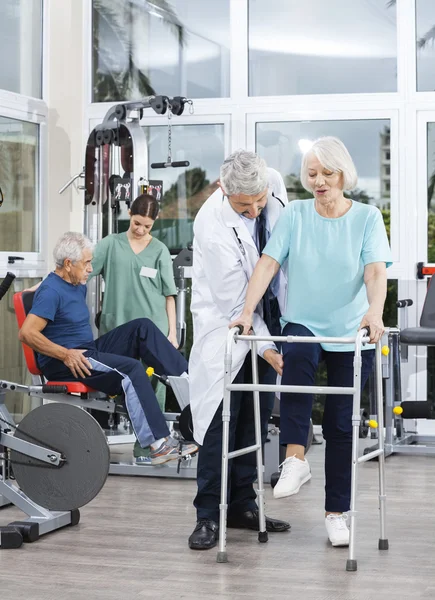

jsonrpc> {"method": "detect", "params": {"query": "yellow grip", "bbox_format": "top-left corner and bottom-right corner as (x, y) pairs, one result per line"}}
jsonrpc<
(393, 406), (403, 415)
(146, 367), (154, 377)
(381, 346), (390, 356)
(368, 420), (378, 429)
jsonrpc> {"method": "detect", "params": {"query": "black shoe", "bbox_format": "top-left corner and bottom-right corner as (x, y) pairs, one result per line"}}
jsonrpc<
(188, 519), (219, 550)
(227, 509), (290, 532)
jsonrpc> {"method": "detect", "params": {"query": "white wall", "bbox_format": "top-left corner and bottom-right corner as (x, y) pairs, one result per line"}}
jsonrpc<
(45, 0), (86, 264)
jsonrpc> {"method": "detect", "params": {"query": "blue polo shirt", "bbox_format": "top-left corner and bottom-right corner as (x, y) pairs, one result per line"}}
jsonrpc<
(263, 199), (392, 352)
(30, 272), (94, 367)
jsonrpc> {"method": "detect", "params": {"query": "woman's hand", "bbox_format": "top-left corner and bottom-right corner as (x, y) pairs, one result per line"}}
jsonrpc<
(359, 312), (385, 344)
(228, 312), (253, 335)
(167, 332), (179, 349)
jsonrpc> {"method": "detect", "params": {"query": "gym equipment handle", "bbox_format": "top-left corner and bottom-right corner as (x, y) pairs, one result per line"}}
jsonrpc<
(41, 384), (68, 394)
(0, 272), (16, 302)
(394, 401), (433, 419)
(150, 161), (190, 169)
(396, 299), (413, 308)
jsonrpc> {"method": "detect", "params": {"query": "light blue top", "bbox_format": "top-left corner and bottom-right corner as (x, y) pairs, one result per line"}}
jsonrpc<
(263, 199), (392, 351)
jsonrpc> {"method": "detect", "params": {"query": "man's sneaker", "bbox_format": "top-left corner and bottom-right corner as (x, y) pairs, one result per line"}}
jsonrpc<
(325, 513), (349, 547)
(150, 436), (198, 466)
(135, 456), (152, 465)
(273, 455), (311, 499)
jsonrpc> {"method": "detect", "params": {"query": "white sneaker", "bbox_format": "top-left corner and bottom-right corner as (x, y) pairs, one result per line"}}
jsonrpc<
(273, 455), (311, 499)
(325, 514), (349, 547)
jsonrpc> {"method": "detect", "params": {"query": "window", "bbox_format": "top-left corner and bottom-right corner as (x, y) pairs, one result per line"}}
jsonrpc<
(0, 0), (43, 97)
(114, 123), (225, 252)
(416, 0), (435, 92)
(256, 119), (392, 215)
(248, 0), (397, 96)
(0, 117), (39, 253)
(92, 0), (230, 102)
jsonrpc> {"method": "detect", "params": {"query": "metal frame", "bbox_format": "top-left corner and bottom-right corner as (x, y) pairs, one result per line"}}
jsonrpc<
(383, 329), (435, 456)
(0, 388), (75, 547)
(218, 328), (387, 572)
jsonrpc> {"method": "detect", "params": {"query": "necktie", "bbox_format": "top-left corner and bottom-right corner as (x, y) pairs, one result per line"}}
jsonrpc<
(256, 211), (273, 331)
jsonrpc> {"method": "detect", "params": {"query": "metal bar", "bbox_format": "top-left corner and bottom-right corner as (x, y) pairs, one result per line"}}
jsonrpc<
(217, 328), (239, 563)
(0, 433), (62, 465)
(375, 340), (388, 547)
(228, 444), (259, 459)
(251, 340), (267, 542)
(236, 334), (369, 345)
(391, 445), (435, 455)
(357, 449), (383, 463)
(227, 384), (355, 395)
(347, 329), (365, 571)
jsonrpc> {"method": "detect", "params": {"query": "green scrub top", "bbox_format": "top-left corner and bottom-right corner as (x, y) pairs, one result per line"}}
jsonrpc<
(90, 232), (177, 336)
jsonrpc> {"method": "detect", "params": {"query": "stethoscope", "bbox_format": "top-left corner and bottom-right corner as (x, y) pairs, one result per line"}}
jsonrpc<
(225, 192), (285, 259)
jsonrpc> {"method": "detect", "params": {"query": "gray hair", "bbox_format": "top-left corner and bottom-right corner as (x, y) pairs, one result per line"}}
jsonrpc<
(300, 137), (358, 192)
(53, 232), (94, 268)
(220, 150), (268, 196)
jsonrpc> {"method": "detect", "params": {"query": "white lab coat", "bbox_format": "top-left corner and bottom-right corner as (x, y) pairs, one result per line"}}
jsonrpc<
(189, 169), (288, 445)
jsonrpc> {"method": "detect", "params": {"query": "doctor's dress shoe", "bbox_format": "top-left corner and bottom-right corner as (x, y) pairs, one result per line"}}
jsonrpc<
(188, 519), (219, 550)
(227, 509), (290, 532)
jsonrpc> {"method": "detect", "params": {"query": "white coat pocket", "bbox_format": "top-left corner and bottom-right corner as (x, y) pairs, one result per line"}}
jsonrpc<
(140, 266), (157, 279)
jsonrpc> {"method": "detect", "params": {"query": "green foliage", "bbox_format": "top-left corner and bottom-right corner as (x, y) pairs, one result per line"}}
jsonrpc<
(93, 0), (185, 102)
(162, 167), (210, 207)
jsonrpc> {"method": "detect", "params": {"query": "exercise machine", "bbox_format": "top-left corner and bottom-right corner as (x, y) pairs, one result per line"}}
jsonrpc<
(0, 274), (110, 548)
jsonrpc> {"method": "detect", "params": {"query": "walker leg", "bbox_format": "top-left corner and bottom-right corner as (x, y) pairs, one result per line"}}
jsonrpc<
(217, 356), (232, 563)
(251, 345), (268, 544)
(347, 351), (363, 572)
(375, 341), (389, 551)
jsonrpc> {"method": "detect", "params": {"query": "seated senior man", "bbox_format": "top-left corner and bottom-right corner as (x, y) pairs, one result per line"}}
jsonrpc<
(19, 231), (197, 466)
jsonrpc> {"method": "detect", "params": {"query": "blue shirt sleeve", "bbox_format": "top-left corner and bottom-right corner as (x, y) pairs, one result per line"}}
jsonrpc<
(262, 204), (293, 265)
(30, 286), (60, 322)
(361, 208), (393, 268)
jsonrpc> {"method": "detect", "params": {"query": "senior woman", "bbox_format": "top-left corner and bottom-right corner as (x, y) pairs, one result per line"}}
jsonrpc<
(231, 136), (392, 547)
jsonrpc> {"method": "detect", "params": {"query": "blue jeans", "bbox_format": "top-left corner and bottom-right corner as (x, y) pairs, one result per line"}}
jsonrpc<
(280, 322), (375, 512)
(42, 318), (188, 446)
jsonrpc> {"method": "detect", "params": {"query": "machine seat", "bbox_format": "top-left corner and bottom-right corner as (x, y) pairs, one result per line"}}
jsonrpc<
(400, 327), (435, 346)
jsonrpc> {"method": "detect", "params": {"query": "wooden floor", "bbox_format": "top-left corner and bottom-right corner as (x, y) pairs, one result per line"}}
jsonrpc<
(1, 441), (435, 600)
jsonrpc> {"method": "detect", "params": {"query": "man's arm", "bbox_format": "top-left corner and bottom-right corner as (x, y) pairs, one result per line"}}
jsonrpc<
(19, 314), (92, 378)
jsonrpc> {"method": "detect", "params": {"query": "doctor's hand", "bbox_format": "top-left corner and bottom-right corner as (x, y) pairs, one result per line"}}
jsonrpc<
(263, 349), (283, 377)
(359, 311), (384, 344)
(228, 312), (254, 335)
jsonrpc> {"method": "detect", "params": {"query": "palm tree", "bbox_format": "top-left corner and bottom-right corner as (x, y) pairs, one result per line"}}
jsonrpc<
(93, 0), (186, 102)
(387, 0), (435, 49)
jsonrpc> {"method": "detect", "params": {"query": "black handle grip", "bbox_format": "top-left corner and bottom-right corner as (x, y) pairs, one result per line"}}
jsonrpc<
(42, 384), (68, 394)
(150, 161), (190, 169)
(396, 298), (413, 308)
(0, 272), (16, 302)
(399, 401), (433, 419)
(234, 325), (244, 335)
(171, 161), (190, 168)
